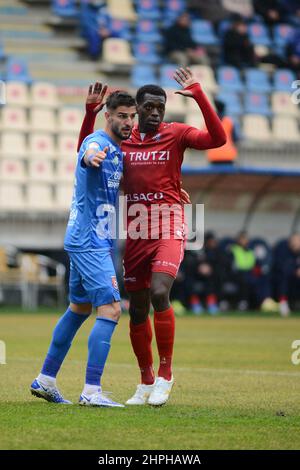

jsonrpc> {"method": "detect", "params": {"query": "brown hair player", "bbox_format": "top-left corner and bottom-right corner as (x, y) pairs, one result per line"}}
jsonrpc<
(77, 68), (226, 406)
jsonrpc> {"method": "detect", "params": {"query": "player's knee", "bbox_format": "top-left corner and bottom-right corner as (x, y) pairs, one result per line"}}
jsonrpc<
(129, 306), (148, 325)
(150, 286), (169, 311)
(97, 302), (121, 322)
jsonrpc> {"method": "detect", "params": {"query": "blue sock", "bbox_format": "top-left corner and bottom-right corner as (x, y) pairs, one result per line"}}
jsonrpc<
(41, 307), (89, 378)
(85, 317), (118, 386)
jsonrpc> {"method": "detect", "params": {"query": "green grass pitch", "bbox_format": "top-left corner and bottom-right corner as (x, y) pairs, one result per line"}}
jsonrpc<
(1, 311), (300, 450)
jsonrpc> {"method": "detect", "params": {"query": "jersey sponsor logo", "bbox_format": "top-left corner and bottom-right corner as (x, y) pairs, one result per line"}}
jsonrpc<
(124, 276), (136, 283)
(125, 151), (170, 162)
(126, 192), (164, 202)
(154, 260), (178, 269)
(107, 170), (121, 189)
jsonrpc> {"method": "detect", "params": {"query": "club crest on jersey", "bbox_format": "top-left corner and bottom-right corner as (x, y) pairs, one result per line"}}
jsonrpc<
(152, 133), (161, 141)
(111, 276), (119, 290)
(112, 155), (119, 165)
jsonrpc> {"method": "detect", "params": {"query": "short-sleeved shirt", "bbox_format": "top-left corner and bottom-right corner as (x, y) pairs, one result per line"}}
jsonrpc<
(64, 130), (123, 252)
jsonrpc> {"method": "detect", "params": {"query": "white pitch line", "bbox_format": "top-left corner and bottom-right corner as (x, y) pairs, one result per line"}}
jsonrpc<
(7, 358), (300, 378)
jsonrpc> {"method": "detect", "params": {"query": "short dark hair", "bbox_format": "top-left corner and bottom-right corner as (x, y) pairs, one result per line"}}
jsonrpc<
(106, 90), (136, 111)
(136, 84), (167, 105)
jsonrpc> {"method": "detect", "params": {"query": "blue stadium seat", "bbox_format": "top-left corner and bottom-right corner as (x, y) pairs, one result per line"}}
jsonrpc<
(137, 0), (160, 20)
(160, 65), (181, 89)
(191, 20), (219, 46)
(164, 0), (185, 18)
(216, 91), (243, 116)
(133, 42), (161, 64)
(273, 69), (297, 92)
(52, 0), (78, 18)
(273, 24), (294, 47)
(6, 57), (32, 83)
(248, 23), (271, 46)
(131, 64), (157, 88)
(245, 69), (272, 93)
(109, 18), (132, 41)
(217, 66), (244, 92)
(136, 19), (162, 43)
(244, 92), (271, 116)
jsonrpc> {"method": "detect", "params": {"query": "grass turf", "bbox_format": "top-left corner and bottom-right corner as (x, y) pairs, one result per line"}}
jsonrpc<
(1, 311), (300, 450)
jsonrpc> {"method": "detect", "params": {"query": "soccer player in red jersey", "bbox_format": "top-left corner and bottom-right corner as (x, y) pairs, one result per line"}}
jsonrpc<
(77, 68), (226, 406)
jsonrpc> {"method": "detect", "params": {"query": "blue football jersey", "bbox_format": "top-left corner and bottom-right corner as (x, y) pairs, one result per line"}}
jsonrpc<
(64, 130), (123, 252)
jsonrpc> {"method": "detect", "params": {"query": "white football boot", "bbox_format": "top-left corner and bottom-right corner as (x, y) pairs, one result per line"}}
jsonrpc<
(148, 376), (174, 406)
(79, 389), (124, 408)
(126, 383), (155, 405)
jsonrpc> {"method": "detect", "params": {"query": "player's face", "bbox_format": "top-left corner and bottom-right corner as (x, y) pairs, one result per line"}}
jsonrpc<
(107, 105), (136, 141)
(138, 94), (166, 132)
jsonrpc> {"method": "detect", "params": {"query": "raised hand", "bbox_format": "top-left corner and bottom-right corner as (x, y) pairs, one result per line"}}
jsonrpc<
(86, 82), (108, 113)
(174, 67), (198, 97)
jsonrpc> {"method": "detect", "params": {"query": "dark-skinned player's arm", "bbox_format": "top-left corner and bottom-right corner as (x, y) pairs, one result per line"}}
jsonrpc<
(77, 82), (108, 152)
(174, 67), (226, 150)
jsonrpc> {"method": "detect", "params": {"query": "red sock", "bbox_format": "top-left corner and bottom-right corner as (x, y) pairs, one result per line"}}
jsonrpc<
(129, 317), (155, 385)
(207, 294), (217, 306)
(154, 306), (175, 381)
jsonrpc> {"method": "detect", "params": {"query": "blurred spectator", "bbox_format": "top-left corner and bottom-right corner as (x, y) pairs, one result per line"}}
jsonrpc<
(286, 29), (300, 76)
(253, 0), (284, 26)
(230, 231), (256, 310)
(186, 232), (231, 315)
(163, 12), (209, 67)
(223, 15), (257, 68)
(187, 0), (228, 24)
(278, 233), (300, 317)
(80, 1), (107, 59)
(207, 100), (238, 164)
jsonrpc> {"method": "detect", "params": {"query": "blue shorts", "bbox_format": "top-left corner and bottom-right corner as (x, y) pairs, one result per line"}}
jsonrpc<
(68, 250), (120, 308)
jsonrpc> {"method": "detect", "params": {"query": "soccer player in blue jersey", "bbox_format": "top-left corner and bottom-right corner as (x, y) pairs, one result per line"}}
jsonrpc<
(30, 90), (136, 407)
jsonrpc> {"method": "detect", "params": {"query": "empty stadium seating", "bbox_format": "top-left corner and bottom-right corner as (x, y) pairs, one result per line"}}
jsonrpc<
(217, 66), (244, 92)
(272, 92), (299, 117)
(191, 20), (219, 46)
(107, 0), (137, 22)
(0, 132), (28, 158)
(245, 69), (272, 93)
(131, 64), (157, 88)
(133, 41), (160, 64)
(273, 116), (300, 142)
(103, 38), (135, 65)
(0, 183), (25, 211)
(6, 82), (29, 107)
(243, 115), (272, 141)
(190, 65), (218, 93)
(244, 92), (271, 116)
(137, 0), (160, 21)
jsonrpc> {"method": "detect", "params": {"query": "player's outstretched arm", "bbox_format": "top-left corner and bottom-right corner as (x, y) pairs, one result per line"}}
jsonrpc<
(174, 67), (226, 150)
(77, 82), (108, 151)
